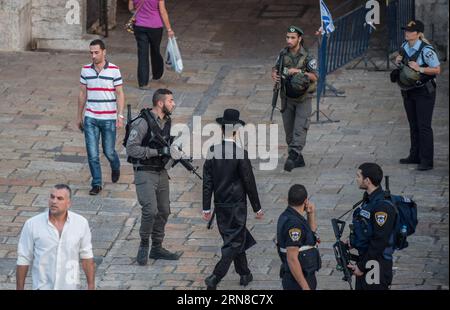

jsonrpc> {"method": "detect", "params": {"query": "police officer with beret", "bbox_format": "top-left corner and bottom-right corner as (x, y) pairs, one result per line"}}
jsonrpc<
(393, 20), (441, 171)
(126, 88), (183, 265)
(271, 26), (318, 172)
(276, 184), (321, 290)
(348, 163), (396, 290)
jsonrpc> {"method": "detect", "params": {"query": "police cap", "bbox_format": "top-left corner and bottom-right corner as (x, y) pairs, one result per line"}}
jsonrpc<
(401, 20), (425, 33)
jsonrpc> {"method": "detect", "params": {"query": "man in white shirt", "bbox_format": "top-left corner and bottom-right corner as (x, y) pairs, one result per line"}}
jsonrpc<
(16, 184), (95, 290)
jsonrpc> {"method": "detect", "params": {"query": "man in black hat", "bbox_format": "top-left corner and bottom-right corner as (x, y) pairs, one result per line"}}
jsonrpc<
(393, 20), (441, 171)
(202, 109), (264, 290)
(271, 26), (318, 172)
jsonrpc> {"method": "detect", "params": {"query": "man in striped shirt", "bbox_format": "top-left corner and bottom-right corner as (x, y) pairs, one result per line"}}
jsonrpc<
(77, 39), (125, 195)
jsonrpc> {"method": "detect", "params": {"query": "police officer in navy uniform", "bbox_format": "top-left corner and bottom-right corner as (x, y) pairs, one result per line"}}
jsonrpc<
(272, 26), (318, 172)
(276, 184), (320, 290)
(394, 20), (441, 171)
(202, 109), (265, 290)
(348, 163), (396, 290)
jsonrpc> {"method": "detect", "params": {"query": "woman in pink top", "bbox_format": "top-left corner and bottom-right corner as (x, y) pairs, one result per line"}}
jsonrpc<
(128, 0), (175, 89)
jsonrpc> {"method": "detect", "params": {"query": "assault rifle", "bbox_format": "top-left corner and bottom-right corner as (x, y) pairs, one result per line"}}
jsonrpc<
(270, 49), (287, 122)
(126, 104), (202, 180)
(331, 199), (364, 290)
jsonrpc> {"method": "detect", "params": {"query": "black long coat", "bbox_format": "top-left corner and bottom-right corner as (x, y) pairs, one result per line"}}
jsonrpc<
(203, 141), (262, 256)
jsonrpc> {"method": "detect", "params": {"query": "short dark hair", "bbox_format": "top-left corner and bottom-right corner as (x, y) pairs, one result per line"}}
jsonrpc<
(54, 184), (72, 199)
(288, 184), (308, 206)
(152, 88), (173, 106)
(90, 39), (106, 50)
(358, 163), (383, 186)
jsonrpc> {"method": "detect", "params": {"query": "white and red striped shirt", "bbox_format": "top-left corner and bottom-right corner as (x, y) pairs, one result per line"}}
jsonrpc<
(80, 61), (123, 120)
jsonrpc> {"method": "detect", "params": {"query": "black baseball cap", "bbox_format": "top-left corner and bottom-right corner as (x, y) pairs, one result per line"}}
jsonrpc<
(401, 20), (425, 33)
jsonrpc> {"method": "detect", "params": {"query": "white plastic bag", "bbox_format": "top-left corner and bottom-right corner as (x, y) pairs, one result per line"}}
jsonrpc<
(165, 37), (183, 74)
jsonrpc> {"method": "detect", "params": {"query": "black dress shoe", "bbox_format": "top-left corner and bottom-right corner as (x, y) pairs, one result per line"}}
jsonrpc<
(149, 247), (183, 260)
(417, 164), (433, 171)
(111, 169), (120, 183)
(399, 157), (420, 164)
(205, 274), (220, 290)
(89, 186), (102, 195)
(239, 273), (253, 286)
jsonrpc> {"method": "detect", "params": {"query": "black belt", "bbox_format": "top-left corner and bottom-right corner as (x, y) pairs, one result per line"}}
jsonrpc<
(133, 166), (164, 172)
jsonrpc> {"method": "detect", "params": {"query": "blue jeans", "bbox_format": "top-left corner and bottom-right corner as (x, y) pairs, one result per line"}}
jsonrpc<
(84, 116), (120, 187)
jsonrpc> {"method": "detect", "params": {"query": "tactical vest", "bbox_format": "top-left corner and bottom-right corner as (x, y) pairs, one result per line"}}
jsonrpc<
(351, 195), (395, 260)
(281, 47), (317, 101)
(128, 108), (172, 169)
(276, 208), (321, 277)
(399, 40), (437, 90)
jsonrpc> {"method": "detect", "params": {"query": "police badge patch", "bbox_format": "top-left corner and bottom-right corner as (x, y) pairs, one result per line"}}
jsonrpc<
(129, 129), (138, 142)
(307, 59), (317, 71)
(375, 212), (388, 226)
(289, 228), (302, 242)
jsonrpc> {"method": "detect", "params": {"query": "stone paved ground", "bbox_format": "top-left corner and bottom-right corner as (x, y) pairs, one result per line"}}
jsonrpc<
(0, 0), (448, 290)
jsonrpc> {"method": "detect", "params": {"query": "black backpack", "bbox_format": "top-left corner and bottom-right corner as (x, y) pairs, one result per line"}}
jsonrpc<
(383, 177), (418, 250)
(122, 109), (147, 148)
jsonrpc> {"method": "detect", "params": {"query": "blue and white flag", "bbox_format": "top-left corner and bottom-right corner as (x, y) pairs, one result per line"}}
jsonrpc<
(320, 0), (335, 34)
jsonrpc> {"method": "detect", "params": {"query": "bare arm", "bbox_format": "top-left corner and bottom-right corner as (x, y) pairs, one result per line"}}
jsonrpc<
(81, 258), (95, 290)
(115, 85), (125, 128)
(16, 265), (29, 290)
(77, 85), (87, 129)
(421, 65), (441, 75)
(128, 0), (134, 12)
(159, 0), (175, 37)
(286, 247), (311, 290)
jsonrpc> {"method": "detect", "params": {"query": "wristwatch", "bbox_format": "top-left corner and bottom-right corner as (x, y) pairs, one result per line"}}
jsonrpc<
(419, 67), (425, 74)
(118, 114), (125, 119)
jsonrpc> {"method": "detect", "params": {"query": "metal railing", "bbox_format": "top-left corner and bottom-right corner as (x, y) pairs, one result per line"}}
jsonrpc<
(315, 5), (373, 123)
(387, 0), (415, 54)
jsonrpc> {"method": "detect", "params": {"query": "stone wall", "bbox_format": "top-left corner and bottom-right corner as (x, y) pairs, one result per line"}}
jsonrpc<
(0, 0), (119, 51)
(0, 0), (33, 51)
(415, 0), (449, 60)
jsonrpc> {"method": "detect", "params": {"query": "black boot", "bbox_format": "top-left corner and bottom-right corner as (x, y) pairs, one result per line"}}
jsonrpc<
(205, 274), (220, 290)
(136, 243), (149, 266)
(284, 151), (305, 172)
(149, 246), (183, 260)
(284, 151), (298, 172)
(239, 273), (253, 286)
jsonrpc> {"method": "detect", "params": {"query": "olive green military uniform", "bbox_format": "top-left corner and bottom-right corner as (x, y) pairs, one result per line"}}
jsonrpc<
(274, 30), (318, 158)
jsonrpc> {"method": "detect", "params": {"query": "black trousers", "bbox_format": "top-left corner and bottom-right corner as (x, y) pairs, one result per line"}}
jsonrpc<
(282, 272), (317, 290)
(134, 26), (164, 87)
(355, 258), (393, 290)
(402, 85), (436, 166)
(213, 251), (251, 280)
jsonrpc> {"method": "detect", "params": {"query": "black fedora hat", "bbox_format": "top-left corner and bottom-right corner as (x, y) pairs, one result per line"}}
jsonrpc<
(216, 109), (246, 126)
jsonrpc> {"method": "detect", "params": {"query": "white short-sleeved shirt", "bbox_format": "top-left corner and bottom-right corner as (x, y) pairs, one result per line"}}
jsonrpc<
(17, 210), (94, 290)
(80, 61), (123, 120)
